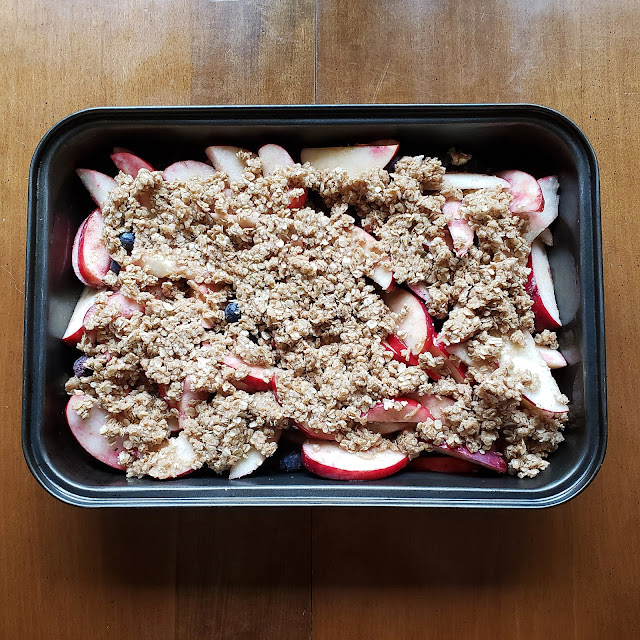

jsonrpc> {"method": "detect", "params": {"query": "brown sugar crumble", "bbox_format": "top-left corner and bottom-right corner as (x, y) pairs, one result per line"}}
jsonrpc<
(66, 152), (567, 479)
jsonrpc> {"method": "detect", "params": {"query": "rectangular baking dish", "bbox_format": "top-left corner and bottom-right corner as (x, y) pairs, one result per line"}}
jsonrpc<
(23, 104), (606, 507)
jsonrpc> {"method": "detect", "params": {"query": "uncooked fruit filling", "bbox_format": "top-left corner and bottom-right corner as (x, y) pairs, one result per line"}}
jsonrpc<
(64, 143), (568, 480)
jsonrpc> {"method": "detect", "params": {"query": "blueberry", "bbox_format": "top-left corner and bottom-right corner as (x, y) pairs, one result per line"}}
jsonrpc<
(224, 301), (241, 323)
(73, 355), (92, 378)
(119, 231), (135, 254)
(109, 259), (121, 275)
(279, 450), (302, 473)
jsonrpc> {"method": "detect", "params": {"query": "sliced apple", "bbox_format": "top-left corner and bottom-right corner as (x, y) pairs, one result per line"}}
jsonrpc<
(364, 398), (432, 423)
(441, 172), (510, 191)
(162, 160), (216, 182)
(408, 281), (431, 304)
(301, 440), (408, 481)
(62, 287), (101, 344)
(382, 288), (435, 359)
(500, 332), (569, 414)
(148, 432), (198, 479)
(228, 447), (266, 479)
(538, 227), (553, 246)
(526, 239), (561, 331)
(295, 422), (337, 441)
(442, 340), (473, 366)
(259, 143), (308, 208)
(76, 169), (118, 208)
(176, 376), (208, 429)
(409, 456), (478, 473)
(496, 169), (544, 214)
(537, 346), (568, 369)
(222, 354), (273, 392)
(443, 200), (474, 257)
(205, 145), (256, 182)
(350, 226), (394, 290)
(300, 143), (399, 176)
(427, 337), (467, 383)
(72, 209), (111, 287)
(66, 394), (126, 470)
(84, 291), (144, 326)
(522, 175), (560, 243)
(111, 150), (154, 176)
(411, 393), (455, 419)
(430, 443), (507, 473)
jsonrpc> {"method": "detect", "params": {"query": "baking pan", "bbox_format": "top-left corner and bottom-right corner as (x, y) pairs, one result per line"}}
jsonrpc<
(23, 104), (606, 507)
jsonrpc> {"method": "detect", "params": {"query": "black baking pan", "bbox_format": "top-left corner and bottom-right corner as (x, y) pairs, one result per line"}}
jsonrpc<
(23, 104), (606, 507)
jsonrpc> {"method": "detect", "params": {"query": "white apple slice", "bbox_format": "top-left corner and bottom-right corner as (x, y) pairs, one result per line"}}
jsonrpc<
(522, 175), (559, 242)
(382, 288), (435, 359)
(441, 172), (510, 191)
(66, 395), (126, 470)
(500, 332), (568, 414)
(205, 145), (256, 182)
(148, 432), (198, 479)
(76, 169), (118, 208)
(300, 143), (399, 176)
(364, 398), (432, 423)
(411, 393), (455, 418)
(302, 440), (408, 481)
(176, 376), (208, 429)
(222, 354), (273, 392)
(496, 170), (544, 214)
(427, 337), (467, 383)
(408, 281), (431, 304)
(111, 150), (154, 176)
(350, 227), (394, 290)
(526, 239), (561, 331)
(295, 422), (336, 441)
(539, 227), (553, 246)
(72, 209), (111, 287)
(228, 447), (267, 479)
(259, 144), (308, 208)
(443, 200), (474, 258)
(162, 160), (216, 182)
(62, 287), (101, 344)
(409, 456), (478, 473)
(84, 291), (144, 327)
(537, 346), (568, 369)
(442, 341), (473, 366)
(431, 444), (507, 473)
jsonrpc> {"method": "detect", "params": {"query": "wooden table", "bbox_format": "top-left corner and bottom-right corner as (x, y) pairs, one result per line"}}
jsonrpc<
(0, 1), (637, 638)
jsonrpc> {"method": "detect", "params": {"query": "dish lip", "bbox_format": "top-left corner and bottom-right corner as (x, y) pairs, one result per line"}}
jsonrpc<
(22, 103), (606, 508)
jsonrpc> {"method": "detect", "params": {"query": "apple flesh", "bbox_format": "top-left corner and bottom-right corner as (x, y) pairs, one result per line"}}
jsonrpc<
(295, 422), (336, 441)
(228, 447), (267, 479)
(301, 440), (409, 481)
(111, 151), (154, 176)
(222, 354), (273, 392)
(408, 281), (431, 304)
(76, 169), (118, 208)
(496, 170), (544, 214)
(410, 393), (455, 419)
(500, 332), (569, 414)
(62, 287), (101, 344)
(205, 145), (256, 182)
(300, 143), (399, 176)
(350, 226), (394, 290)
(162, 160), (216, 182)
(148, 432), (198, 479)
(443, 200), (474, 257)
(522, 175), (559, 242)
(259, 143), (308, 209)
(409, 456), (478, 473)
(537, 345), (568, 369)
(382, 288), (435, 358)
(65, 394), (126, 470)
(364, 397), (432, 423)
(441, 172), (510, 191)
(72, 209), (112, 287)
(430, 443), (507, 473)
(427, 337), (467, 383)
(526, 239), (562, 331)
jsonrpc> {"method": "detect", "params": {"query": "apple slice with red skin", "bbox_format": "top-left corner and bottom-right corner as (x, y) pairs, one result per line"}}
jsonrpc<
(409, 456), (478, 473)
(302, 440), (409, 481)
(76, 169), (118, 208)
(441, 172), (510, 191)
(62, 287), (101, 344)
(258, 144), (308, 209)
(84, 291), (144, 324)
(295, 422), (336, 441)
(526, 239), (562, 331)
(382, 288), (435, 360)
(523, 176), (559, 243)
(537, 345), (567, 369)
(148, 432), (198, 479)
(65, 394), (126, 470)
(496, 170), (544, 214)
(443, 200), (474, 258)
(111, 151), (154, 176)
(205, 145), (256, 182)
(162, 160), (216, 182)
(300, 143), (399, 176)
(222, 354), (274, 392)
(408, 281), (431, 304)
(427, 337), (467, 383)
(350, 226), (394, 290)
(364, 397), (433, 423)
(72, 209), (111, 287)
(500, 332), (569, 415)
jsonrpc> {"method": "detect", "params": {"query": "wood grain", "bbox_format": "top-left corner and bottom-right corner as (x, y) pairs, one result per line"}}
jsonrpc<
(1, 0), (639, 638)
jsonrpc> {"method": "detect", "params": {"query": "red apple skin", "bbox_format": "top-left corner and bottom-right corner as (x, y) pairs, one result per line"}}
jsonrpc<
(222, 355), (273, 392)
(295, 422), (337, 441)
(497, 170), (544, 214)
(73, 210), (111, 288)
(301, 441), (409, 481)
(111, 151), (154, 176)
(427, 338), (467, 383)
(409, 456), (478, 473)
(364, 398), (432, 423)
(525, 253), (562, 331)
(76, 169), (118, 208)
(433, 443), (507, 473)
